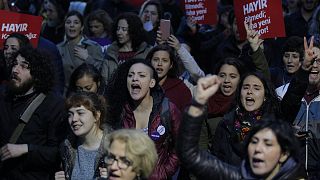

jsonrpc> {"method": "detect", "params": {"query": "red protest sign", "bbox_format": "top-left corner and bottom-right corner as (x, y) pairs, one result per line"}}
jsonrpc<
(233, 0), (285, 40)
(0, 10), (43, 48)
(183, 0), (217, 25)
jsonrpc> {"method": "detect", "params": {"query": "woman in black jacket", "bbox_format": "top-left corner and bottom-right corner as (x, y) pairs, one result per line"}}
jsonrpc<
(210, 36), (316, 166)
(177, 75), (306, 179)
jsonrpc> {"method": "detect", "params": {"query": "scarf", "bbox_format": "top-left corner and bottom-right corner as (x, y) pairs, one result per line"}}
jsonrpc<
(234, 106), (263, 142)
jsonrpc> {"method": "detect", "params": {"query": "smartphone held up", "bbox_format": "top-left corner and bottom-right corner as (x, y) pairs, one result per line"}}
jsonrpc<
(160, 19), (171, 41)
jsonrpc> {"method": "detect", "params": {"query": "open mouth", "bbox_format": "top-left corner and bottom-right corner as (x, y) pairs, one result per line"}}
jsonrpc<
(245, 97), (255, 105)
(310, 70), (319, 79)
(108, 173), (120, 179)
(252, 157), (264, 167)
(222, 85), (231, 90)
(131, 84), (141, 94)
(156, 68), (163, 74)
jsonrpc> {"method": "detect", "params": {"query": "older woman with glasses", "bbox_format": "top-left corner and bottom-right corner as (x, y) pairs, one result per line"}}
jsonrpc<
(100, 129), (158, 180)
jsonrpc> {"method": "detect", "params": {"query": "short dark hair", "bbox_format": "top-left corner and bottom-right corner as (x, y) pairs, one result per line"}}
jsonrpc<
(282, 36), (304, 61)
(244, 116), (300, 161)
(65, 91), (107, 130)
(10, 46), (54, 93)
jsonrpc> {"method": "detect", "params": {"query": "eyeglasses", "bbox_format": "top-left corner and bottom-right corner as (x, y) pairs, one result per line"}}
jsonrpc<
(104, 154), (132, 170)
(314, 58), (320, 65)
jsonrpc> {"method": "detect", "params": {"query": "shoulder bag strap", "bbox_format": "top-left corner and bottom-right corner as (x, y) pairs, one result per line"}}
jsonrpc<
(9, 93), (46, 143)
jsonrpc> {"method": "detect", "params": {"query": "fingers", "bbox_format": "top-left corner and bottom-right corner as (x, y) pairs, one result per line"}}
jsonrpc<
(197, 75), (221, 90)
(304, 36), (314, 50)
(55, 171), (66, 180)
(244, 20), (249, 32)
(1, 145), (11, 161)
(310, 36), (314, 49)
(99, 167), (108, 178)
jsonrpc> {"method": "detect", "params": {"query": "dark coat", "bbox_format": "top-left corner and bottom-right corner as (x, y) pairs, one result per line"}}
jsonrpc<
(212, 68), (309, 166)
(0, 92), (67, 180)
(121, 87), (181, 180)
(178, 109), (305, 180)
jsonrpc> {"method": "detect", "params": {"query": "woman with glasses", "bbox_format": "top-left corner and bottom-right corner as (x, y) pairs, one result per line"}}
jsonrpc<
(100, 129), (158, 180)
(55, 92), (112, 180)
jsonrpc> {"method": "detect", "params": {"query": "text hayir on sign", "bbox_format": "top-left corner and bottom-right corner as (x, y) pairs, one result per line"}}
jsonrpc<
(183, 0), (217, 25)
(234, 0), (285, 40)
(0, 10), (43, 48)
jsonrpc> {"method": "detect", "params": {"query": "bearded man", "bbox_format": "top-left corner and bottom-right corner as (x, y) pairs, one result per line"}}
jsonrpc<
(0, 46), (67, 179)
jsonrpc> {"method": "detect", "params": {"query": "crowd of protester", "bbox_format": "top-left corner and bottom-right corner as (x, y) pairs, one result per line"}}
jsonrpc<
(0, 0), (320, 179)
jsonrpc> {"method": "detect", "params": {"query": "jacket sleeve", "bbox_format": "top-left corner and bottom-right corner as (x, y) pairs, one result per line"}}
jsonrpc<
(280, 68), (309, 123)
(177, 107), (241, 180)
(86, 44), (105, 71)
(177, 45), (205, 82)
(251, 47), (271, 80)
(100, 58), (118, 85)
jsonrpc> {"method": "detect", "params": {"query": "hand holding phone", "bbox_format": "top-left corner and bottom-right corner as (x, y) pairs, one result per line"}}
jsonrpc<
(160, 19), (171, 41)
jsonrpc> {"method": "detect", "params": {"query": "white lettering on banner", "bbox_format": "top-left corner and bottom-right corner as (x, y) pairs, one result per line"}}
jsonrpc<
(1, 33), (37, 39)
(243, 0), (267, 15)
(1, 23), (28, 32)
(25, 33), (37, 39)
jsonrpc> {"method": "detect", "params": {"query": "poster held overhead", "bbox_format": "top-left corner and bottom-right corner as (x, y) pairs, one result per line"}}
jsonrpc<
(0, 10), (43, 48)
(233, 0), (285, 40)
(182, 0), (217, 25)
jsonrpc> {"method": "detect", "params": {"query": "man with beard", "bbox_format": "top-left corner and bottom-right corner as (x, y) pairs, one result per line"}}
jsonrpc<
(0, 47), (67, 179)
(293, 45), (320, 179)
(285, 0), (319, 37)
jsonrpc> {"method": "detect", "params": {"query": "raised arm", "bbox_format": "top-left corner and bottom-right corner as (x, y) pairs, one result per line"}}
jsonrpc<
(167, 34), (205, 81)
(177, 76), (241, 179)
(245, 20), (270, 79)
(281, 36), (314, 122)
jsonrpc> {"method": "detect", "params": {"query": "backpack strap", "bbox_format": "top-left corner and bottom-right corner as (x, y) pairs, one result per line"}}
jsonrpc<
(9, 93), (46, 143)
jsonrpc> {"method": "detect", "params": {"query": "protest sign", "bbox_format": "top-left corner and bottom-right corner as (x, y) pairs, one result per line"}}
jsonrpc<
(0, 10), (43, 48)
(234, 0), (285, 40)
(183, 0), (217, 25)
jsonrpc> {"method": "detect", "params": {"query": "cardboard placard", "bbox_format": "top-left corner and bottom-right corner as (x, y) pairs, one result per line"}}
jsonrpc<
(234, 0), (285, 40)
(183, 0), (217, 25)
(0, 10), (43, 48)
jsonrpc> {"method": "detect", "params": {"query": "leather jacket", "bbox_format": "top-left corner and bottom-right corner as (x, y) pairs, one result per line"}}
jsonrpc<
(177, 108), (305, 180)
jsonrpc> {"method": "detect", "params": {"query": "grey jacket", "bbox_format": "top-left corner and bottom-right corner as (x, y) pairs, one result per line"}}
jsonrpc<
(57, 37), (104, 92)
